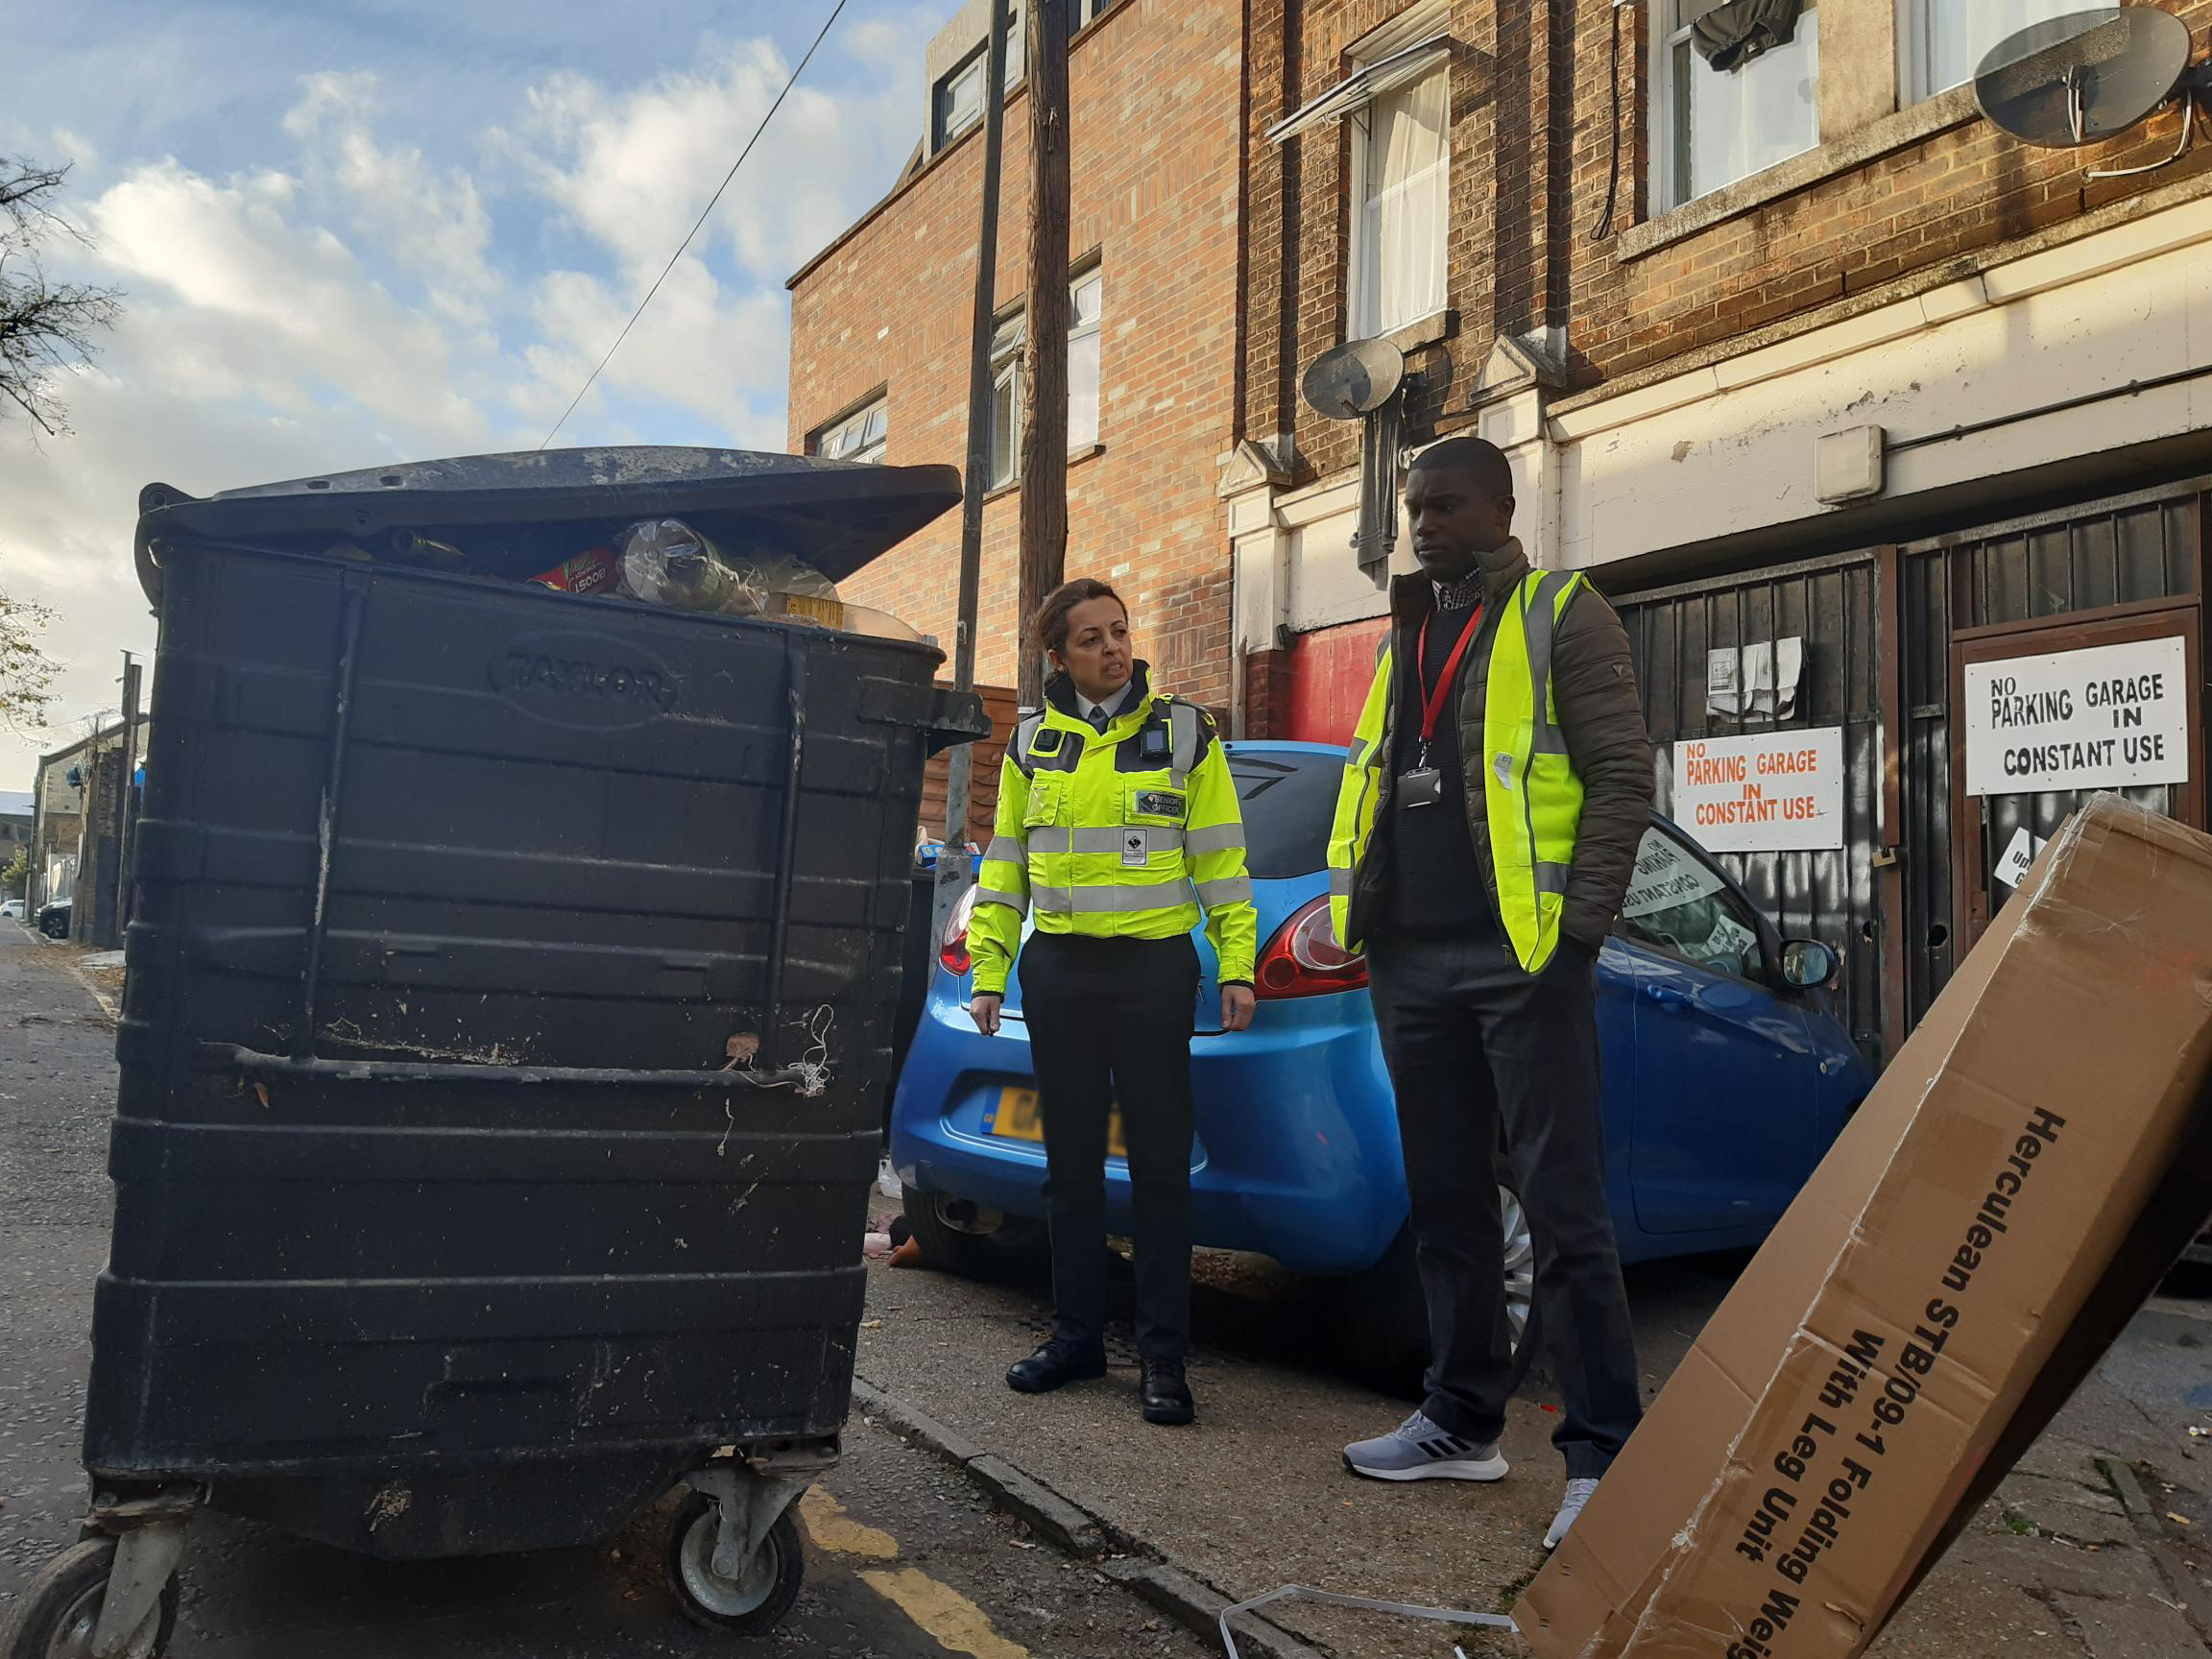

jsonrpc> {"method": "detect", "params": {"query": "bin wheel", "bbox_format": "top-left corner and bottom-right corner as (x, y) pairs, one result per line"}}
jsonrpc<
(664, 1493), (804, 1635)
(0, 1538), (180, 1659)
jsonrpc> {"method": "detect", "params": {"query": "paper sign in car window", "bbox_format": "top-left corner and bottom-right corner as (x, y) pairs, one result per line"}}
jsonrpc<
(1624, 830), (1727, 919)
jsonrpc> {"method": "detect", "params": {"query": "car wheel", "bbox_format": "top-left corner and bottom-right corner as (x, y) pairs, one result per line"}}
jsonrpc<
(901, 1184), (1045, 1281)
(1340, 1188), (1543, 1401)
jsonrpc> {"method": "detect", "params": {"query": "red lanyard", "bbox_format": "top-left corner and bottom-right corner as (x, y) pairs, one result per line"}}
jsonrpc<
(1415, 606), (1484, 757)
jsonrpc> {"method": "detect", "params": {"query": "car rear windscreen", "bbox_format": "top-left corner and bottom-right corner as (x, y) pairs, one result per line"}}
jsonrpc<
(1228, 751), (1339, 878)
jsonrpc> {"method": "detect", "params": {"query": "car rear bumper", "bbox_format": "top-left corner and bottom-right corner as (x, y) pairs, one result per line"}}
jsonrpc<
(890, 989), (1407, 1277)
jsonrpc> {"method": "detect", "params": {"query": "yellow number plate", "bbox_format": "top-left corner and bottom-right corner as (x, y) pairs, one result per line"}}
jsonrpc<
(984, 1086), (1128, 1159)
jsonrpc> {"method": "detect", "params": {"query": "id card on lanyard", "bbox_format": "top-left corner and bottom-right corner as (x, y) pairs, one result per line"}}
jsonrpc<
(1400, 606), (1483, 809)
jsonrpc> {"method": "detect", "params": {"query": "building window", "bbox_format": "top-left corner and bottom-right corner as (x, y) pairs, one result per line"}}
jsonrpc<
(1897, 0), (2078, 105)
(1353, 62), (1450, 338)
(1069, 266), (1102, 450)
(1657, 0), (1821, 211)
(986, 265), (1106, 489)
(1068, 0), (1121, 31)
(933, 10), (1025, 150)
(988, 311), (1024, 489)
(1263, 6), (1453, 343)
(812, 398), (887, 465)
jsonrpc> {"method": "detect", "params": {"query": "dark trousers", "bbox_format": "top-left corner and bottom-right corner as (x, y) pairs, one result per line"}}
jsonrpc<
(1021, 932), (1199, 1363)
(1368, 931), (1642, 1477)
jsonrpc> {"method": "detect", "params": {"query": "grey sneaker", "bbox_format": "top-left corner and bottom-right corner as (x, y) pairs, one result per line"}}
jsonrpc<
(1545, 1477), (1601, 1549)
(1342, 1411), (1508, 1482)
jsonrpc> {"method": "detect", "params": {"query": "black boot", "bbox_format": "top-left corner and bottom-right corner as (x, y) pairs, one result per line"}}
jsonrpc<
(1006, 1337), (1108, 1394)
(1139, 1358), (1194, 1426)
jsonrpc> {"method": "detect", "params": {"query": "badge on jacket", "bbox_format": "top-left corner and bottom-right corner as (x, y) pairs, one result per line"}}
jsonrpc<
(1135, 791), (1185, 820)
(1122, 829), (1148, 867)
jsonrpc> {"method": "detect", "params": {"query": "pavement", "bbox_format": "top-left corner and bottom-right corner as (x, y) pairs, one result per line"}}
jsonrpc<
(849, 1202), (2212, 1659)
(6, 911), (2208, 1658)
(0, 923), (1210, 1658)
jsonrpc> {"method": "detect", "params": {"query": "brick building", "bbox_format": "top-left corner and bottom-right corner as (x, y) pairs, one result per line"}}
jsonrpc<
(790, 0), (2212, 1056)
(788, 0), (1247, 715)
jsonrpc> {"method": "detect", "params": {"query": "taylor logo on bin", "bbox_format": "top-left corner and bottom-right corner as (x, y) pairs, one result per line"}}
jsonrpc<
(492, 634), (681, 722)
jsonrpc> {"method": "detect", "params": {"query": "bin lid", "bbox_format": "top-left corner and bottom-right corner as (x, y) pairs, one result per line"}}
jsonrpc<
(134, 446), (962, 606)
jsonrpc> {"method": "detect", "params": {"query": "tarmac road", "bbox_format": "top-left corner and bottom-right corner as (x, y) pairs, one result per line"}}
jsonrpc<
(0, 923), (1208, 1659)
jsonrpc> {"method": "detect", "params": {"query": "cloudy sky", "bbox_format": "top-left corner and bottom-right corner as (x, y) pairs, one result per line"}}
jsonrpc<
(3, 0), (941, 774)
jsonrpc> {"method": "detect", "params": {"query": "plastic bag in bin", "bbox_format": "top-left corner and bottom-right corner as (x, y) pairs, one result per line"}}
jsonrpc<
(611, 517), (921, 640)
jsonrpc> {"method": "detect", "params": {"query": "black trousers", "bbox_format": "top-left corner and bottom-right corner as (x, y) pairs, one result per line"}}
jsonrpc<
(1367, 931), (1643, 1478)
(1020, 932), (1199, 1363)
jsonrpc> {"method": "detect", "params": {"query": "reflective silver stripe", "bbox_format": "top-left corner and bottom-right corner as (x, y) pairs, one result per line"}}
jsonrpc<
(1185, 823), (1245, 857)
(1032, 826), (1187, 854)
(1330, 866), (1355, 898)
(1194, 875), (1254, 908)
(1525, 570), (1579, 758)
(983, 836), (1025, 865)
(1168, 702), (1202, 785)
(1029, 881), (1196, 916)
(975, 886), (1029, 914)
(1012, 712), (1046, 776)
(1347, 733), (1379, 772)
(1536, 861), (1573, 898)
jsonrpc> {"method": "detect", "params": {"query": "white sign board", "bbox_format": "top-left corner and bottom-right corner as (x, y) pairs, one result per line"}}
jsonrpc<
(1672, 728), (1846, 854)
(1992, 828), (2049, 891)
(1963, 637), (2189, 798)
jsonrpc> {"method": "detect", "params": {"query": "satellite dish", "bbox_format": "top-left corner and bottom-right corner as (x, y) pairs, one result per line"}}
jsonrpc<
(1302, 338), (1406, 421)
(1974, 6), (2194, 149)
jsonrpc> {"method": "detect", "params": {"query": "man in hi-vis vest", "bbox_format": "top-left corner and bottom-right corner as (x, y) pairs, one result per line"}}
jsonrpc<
(1329, 438), (1653, 1551)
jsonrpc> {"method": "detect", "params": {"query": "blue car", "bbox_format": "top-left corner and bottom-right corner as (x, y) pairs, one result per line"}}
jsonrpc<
(889, 740), (1872, 1382)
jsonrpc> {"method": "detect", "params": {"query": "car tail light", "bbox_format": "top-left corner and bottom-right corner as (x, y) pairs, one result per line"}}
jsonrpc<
(940, 884), (980, 975)
(1254, 896), (1367, 998)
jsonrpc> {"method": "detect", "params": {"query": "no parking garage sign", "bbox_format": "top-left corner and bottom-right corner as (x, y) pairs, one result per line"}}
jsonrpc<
(1963, 637), (2189, 798)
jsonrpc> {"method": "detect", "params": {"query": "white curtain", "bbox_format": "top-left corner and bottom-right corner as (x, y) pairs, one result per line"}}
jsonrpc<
(1358, 67), (1449, 338)
(1067, 271), (1103, 450)
(1921, 0), (2079, 98)
(1681, 6), (1818, 204)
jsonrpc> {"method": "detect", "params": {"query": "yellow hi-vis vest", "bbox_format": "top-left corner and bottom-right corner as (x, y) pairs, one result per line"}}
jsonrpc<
(969, 680), (1258, 998)
(1327, 570), (1588, 974)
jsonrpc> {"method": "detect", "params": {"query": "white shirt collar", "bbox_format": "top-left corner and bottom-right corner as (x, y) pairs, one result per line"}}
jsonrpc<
(1078, 684), (1134, 723)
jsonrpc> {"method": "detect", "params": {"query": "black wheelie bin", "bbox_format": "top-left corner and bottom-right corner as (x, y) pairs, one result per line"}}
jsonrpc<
(0, 448), (985, 1659)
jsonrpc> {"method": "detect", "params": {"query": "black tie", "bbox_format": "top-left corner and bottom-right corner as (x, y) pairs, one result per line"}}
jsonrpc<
(1089, 706), (1110, 733)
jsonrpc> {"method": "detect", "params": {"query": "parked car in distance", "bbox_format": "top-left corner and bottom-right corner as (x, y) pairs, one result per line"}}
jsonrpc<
(0, 898), (23, 921)
(889, 740), (1874, 1386)
(36, 898), (71, 940)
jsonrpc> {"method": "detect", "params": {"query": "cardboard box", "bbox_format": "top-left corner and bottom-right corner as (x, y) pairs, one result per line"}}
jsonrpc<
(1518, 794), (2212, 1659)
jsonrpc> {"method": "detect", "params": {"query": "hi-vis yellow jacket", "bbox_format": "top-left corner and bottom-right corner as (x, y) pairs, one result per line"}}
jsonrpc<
(1328, 570), (1589, 974)
(970, 666), (1258, 998)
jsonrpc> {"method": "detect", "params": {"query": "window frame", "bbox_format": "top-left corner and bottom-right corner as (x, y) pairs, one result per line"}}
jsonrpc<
(1651, 0), (1823, 214)
(1348, 60), (1451, 342)
(985, 261), (1106, 490)
(932, 9), (1026, 151)
(809, 396), (888, 466)
(1893, 0), (2078, 108)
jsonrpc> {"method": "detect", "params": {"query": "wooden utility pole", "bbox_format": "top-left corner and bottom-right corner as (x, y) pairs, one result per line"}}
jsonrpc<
(936, 0), (1013, 930)
(1015, 0), (1071, 709)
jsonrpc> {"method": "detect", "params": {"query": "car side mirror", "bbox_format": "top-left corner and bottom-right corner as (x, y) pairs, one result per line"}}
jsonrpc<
(1780, 939), (1839, 990)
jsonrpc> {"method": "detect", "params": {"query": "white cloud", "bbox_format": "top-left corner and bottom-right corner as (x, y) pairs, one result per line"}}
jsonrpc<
(86, 160), (493, 449)
(0, 8), (934, 775)
(283, 73), (499, 325)
(506, 21), (928, 287)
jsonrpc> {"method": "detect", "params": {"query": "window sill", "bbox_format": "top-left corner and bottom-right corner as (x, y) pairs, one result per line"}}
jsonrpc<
(1366, 309), (1457, 354)
(1620, 85), (1982, 262)
(985, 445), (1105, 501)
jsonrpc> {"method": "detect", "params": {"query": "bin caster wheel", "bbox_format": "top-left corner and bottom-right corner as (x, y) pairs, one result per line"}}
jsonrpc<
(665, 1492), (804, 1635)
(0, 1538), (180, 1659)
